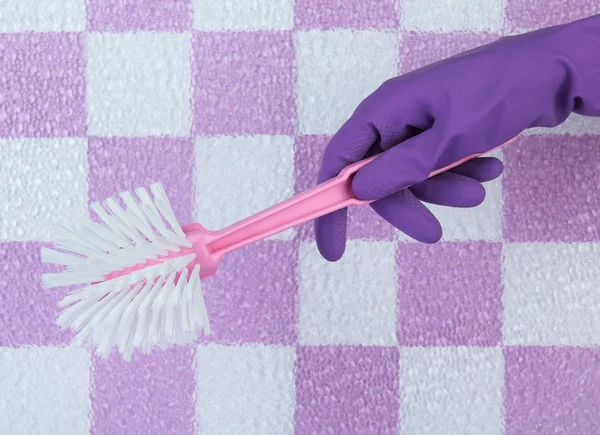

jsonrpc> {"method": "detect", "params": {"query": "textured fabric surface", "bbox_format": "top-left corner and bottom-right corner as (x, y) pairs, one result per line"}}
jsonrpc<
(0, 1), (600, 434)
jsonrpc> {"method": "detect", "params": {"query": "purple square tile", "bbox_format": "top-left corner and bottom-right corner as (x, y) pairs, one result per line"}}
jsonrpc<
(192, 31), (295, 135)
(294, 135), (394, 241)
(397, 241), (502, 346)
(506, 0), (600, 32)
(294, 0), (399, 30)
(295, 345), (399, 434)
(505, 346), (600, 434)
(503, 135), (600, 242)
(0, 33), (86, 138)
(91, 346), (195, 435)
(400, 31), (500, 74)
(87, 0), (192, 31)
(0, 242), (74, 346)
(200, 241), (298, 345)
(88, 137), (194, 226)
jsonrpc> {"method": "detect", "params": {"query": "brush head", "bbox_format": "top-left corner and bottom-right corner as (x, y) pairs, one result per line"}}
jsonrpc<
(41, 182), (211, 361)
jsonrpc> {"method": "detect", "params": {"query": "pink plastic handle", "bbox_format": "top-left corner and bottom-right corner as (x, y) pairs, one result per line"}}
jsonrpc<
(209, 136), (519, 255)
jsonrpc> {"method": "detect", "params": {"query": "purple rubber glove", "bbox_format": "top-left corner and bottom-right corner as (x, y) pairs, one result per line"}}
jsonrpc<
(316, 14), (600, 261)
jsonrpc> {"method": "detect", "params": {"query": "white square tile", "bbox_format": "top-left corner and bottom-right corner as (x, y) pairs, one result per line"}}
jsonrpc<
(193, 0), (293, 30)
(524, 113), (600, 136)
(0, 347), (91, 435)
(427, 178), (502, 241)
(400, 347), (504, 435)
(195, 344), (295, 435)
(295, 30), (398, 135)
(397, 150), (504, 242)
(503, 243), (600, 345)
(0, 138), (88, 241)
(401, 0), (504, 32)
(298, 240), (397, 346)
(0, 0), (85, 32)
(87, 32), (192, 137)
(195, 135), (295, 240)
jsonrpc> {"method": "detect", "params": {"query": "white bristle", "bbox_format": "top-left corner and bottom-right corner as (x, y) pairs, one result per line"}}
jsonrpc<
(86, 207), (124, 246)
(72, 288), (121, 332)
(90, 289), (135, 358)
(95, 282), (143, 358)
(161, 276), (178, 339)
(188, 264), (211, 335)
(58, 283), (109, 308)
(147, 302), (163, 348)
(178, 268), (191, 332)
(146, 236), (180, 256)
(119, 191), (155, 238)
(41, 182), (211, 361)
(72, 327), (93, 348)
(89, 202), (131, 246)
(74, 215), (118, 253)
(104, 198), (145, 244)
(150, 183), (188, 240)
(116, 281), (152, 357)
(132, 277), (164, 349)
(135, 188), (164, 228)
(41, 247), (86, 268)
(57, 297), (99, 330)
(165, 269), (186, 341)
(43, 269), (106, 289)
(54, 224), (99, 257)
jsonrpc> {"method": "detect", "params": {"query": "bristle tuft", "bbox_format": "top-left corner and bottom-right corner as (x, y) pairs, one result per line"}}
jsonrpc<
(41, 182), (211, 361)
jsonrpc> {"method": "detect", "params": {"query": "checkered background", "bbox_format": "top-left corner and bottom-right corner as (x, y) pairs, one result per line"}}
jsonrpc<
(1, 1), (600, 434)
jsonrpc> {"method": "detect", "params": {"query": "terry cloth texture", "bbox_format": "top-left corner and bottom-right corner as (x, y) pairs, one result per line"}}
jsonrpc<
(1, 0), (600, 434)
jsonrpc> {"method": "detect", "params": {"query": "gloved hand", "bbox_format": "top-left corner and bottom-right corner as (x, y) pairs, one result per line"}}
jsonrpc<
(316, 14), (600, 261)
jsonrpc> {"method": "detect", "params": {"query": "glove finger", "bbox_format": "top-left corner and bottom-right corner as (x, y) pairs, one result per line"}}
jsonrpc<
(449, 157), (503, 182)
(315, 111), (418, 261)
(317, 120), (377, 184)
(370, 189), (442, 243)
(409, 172), (486, 208)
(352, 129), (439, 201)
(315, 117), (384, 262)
(315, 208), (348, 262)
(315, 85), (435, 260)
(317, 94), (432, 185)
